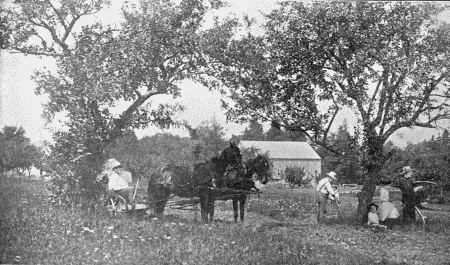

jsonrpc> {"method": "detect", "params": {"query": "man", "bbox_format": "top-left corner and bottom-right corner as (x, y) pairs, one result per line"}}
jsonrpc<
(103, 159), (134, 208)
(316, 171), (339, 222)
(393, 166), (417, 225)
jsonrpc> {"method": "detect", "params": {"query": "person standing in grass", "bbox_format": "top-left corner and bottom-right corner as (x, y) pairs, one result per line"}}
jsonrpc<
(316, 171), (339, 223)
(393, 166), (418, 226)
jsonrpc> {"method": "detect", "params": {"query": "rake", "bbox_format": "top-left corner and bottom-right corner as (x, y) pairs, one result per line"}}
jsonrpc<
(415, 206), (426, 229)
(333, 197), (343, 220)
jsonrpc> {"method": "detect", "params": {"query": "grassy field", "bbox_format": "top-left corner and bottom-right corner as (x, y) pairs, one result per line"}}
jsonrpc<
(1, 176), (450, 265)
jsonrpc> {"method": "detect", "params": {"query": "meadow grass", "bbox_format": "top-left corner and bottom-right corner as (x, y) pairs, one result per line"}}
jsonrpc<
(217, 187), (359, 223)
(1, 176), (449, 265)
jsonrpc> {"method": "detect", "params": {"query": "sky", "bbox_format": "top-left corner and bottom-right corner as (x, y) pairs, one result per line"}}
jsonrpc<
(0, 0), (448, 148)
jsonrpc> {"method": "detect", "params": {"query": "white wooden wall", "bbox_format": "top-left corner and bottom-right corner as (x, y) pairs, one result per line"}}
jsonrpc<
(271, 159), (321, 181)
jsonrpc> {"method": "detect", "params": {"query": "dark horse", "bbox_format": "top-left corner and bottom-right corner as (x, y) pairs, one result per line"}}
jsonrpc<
(147, 142), (243, 223)
(221, 154), (271, 222)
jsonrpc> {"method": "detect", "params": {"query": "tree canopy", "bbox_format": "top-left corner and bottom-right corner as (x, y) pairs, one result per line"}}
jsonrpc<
(0, 126), (40, 175)
(4, 0), (236, 150)
(208, 1), (450, 220)
(3, 0), (238, 203)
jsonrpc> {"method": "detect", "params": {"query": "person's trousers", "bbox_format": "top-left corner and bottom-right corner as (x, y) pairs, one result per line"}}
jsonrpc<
(316, 193), (328, 222)
(402, 201), (416, 223)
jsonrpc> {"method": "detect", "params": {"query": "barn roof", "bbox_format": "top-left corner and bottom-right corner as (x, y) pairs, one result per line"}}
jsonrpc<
(239, 141), (321, 160)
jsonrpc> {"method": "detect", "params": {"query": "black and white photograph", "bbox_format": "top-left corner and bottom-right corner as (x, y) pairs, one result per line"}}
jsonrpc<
(1, 0), (450, 264)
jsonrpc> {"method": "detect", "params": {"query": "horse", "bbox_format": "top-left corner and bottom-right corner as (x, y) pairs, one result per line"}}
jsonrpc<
(147, 142), (243, 223)
(221, 154), (271, 222)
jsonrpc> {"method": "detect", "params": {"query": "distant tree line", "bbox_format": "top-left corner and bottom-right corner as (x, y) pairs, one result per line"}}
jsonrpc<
(0, 126), (42, 177)
(108, 120), (232, 181)
(382, 130), (450, 191)
(315, 121), (450, 194)
(240, 120), (307, 142)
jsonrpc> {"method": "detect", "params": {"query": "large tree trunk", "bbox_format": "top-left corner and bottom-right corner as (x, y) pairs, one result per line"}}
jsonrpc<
(356, 172), (379, 223)
(356, 133), (385, 223)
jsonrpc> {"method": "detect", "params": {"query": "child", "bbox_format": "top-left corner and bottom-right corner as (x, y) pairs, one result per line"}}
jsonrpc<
(367, 203), (387, 229)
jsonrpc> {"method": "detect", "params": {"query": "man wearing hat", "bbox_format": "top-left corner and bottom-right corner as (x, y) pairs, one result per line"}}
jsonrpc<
(101, 159), (134, 208)
(316, 171), (339, 222)
(393, 166), (417, 225)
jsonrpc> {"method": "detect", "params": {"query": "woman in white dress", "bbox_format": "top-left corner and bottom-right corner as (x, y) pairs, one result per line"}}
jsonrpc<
(378, 180), (400, 226)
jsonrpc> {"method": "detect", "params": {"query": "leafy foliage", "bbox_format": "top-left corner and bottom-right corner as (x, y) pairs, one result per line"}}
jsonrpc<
(240, 119), (265, 141)
(5, 0), (238, 205)
(382, 129), (450, 199)
(316, 120), (364, 184)
(43, 130), (107, 206)
(0, 126), (41, 175)
(207, 1), (450, 220)
(0, 7), (12, 49)
(284, 166), (310, 190)
(186, 120), (229, 162)
(240, 120), (307, 142)
(108, 120), (231, 184)
(6, 0), (109, 56)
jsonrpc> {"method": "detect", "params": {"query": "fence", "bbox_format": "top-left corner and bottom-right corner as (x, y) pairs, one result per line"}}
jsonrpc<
(332, 184), (363, 190)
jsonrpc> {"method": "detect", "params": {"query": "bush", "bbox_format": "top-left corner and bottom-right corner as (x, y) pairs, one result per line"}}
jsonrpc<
(428, 193), (450, 205)
(285, 166), (310, 189)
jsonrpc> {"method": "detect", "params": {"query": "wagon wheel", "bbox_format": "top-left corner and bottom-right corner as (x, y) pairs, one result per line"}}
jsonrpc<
(107, 193), (128, 213)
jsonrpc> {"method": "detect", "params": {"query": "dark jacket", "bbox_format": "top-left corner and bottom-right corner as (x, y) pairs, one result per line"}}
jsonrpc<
(393, 176), (416, 204)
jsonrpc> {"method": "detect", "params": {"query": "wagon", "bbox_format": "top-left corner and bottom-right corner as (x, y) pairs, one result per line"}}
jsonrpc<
(106, 182), (261, 215)
(164, 187), (262, 211)
(104, 190), (148, 214)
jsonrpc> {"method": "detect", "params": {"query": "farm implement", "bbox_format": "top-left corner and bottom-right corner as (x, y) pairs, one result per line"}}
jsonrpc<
(106, 185), (262, 214)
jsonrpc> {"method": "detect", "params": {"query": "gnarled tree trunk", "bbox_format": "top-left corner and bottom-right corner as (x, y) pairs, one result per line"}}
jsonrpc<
(356, 133), (385, 223)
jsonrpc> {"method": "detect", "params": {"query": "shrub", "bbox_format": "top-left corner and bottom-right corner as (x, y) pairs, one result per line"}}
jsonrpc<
(285, 166), (310, 189)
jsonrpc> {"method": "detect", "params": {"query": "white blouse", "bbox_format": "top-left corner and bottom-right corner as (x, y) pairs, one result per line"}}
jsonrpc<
(379, 186), (390, 202)
(108, 171), (129, 191)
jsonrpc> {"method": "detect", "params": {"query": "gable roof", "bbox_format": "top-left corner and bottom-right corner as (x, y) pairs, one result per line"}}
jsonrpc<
(239, 141), (321, 160)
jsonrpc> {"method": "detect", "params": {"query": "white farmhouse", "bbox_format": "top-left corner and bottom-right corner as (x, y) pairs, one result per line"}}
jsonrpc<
(239, 141), (322, 182)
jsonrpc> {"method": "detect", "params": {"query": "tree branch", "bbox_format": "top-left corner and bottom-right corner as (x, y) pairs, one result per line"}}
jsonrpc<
(367, 68), (386, 117)
(44, 0), (68, 32)
(112, 89), (166, 136)
(383, 73), (450, 138)
(10, 47), (64, 57)
(379, 71), (407, 134)
(27, 16), (69, 54)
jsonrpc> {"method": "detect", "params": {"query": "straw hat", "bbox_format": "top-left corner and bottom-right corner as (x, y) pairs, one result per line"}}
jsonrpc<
(326, 171), (337, 180)
(105, 158), (122, 171)
(400, 166), (414, 175)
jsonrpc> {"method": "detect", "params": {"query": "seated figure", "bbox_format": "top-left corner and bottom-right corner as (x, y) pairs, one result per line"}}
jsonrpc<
(101, 159), (134, 208)
(376, 180), (401, 228)
(367, 203), (387, 229)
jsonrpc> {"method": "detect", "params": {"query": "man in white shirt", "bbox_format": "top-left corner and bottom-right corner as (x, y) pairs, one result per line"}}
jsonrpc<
(316, 171), (339, 222)
(102, 159), (134, 208)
